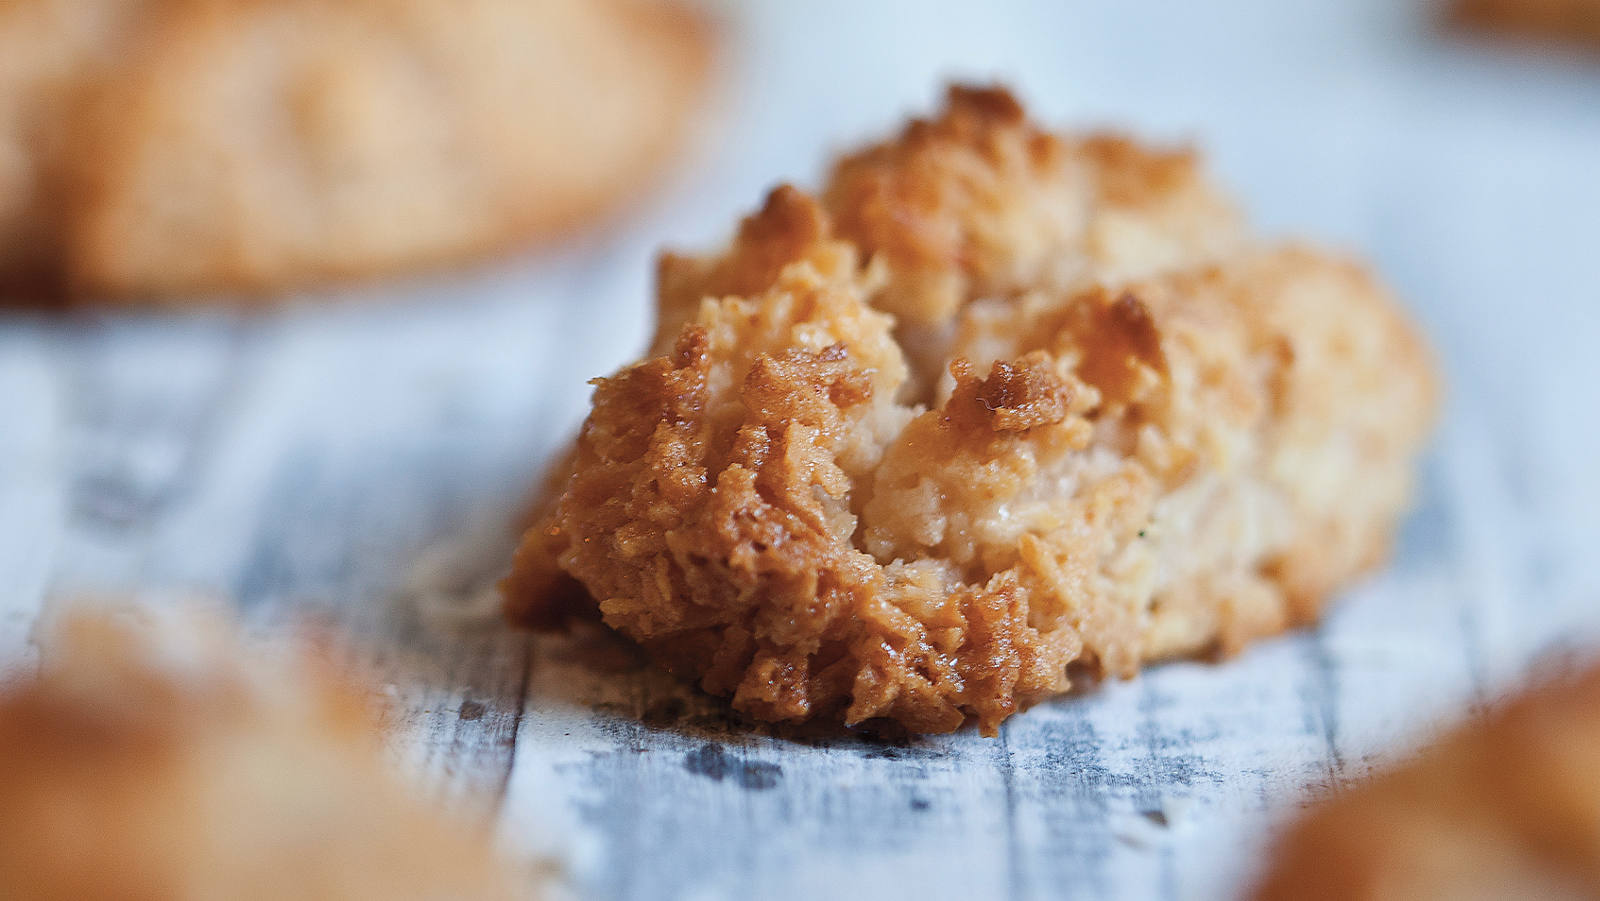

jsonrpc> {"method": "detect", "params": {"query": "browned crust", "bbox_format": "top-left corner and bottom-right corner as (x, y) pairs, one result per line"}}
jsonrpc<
(654, 183), (846, 351)
(819, 85), (1239, 329)
(945, 354), (1077, 433)
(1252, 662), (1600, 900)
(505, 85), (1439, 735)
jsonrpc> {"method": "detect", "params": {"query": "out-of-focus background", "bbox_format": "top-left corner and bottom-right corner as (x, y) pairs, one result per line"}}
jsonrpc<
(1, 1), (1598, 899)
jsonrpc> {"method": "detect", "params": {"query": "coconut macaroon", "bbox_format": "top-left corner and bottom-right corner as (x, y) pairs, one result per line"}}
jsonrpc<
(504, 85), (1438, 735)
(0, 0), (710, 301)
(1252, 662), (1600, 900)
(1451, 0), (1600, 50)
(0, 606), (532, 900)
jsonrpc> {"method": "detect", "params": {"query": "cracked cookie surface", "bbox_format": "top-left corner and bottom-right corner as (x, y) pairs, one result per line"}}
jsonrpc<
(505, 85), (1438, 734)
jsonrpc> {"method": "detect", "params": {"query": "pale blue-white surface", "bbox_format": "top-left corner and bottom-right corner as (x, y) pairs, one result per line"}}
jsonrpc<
(3, 2), (1597, 899)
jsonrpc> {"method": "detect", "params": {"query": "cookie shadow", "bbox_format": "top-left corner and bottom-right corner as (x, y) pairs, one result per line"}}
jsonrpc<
(523, 621), (942, 752)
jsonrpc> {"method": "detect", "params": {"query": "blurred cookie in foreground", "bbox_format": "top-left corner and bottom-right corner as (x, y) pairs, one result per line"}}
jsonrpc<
(505, 86), (1438, 735)
(0, 0), (711, 303)
(0, 605), (533, 900)
(1451, 0), (1600, 49)
(1252, 661), (1600, 900)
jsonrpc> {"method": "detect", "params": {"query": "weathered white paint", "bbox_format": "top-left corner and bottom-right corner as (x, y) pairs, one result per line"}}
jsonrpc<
(3, 2), (1598, 899)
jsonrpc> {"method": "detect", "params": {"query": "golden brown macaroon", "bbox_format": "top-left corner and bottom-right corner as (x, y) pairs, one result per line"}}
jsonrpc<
(0, 606), (532, 900)
(0, 0), (144, 291)
(1451, 0), (1600, 49)
(1251, 661), (1600, 900)
(504, 85), (1439, 735)
(0, 0), (710, 301)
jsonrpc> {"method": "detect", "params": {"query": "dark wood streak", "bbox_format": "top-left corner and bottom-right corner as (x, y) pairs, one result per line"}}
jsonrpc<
(997, 723), (1027, 901)
(1135, 681), (1187, 901)
(1301, 633), (1347, 784)
(492, 649), (531, 814)
(1010, 708), (1118, 901)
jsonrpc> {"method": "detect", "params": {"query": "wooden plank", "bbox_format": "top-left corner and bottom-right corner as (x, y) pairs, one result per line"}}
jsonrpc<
(3, 6), (1600, 901)
(98, 260), (662, 801)
(32, 312), (249, 610)
(0, 321), (68, 678)
(505, 627), (1017, 900)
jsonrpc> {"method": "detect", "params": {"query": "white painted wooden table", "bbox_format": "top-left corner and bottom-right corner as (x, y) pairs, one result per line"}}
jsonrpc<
(4, 2), (1598, 899)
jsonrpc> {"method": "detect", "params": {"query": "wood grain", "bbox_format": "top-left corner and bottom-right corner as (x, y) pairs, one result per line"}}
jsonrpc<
(4, 3), (1600, 899)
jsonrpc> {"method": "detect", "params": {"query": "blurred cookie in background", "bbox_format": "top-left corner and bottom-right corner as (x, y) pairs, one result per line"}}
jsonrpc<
(0, 604), (538, 900)
(1251, 660), (1600, 900)
(1450, 0), (1600, 50)
(0, 0), (713, 304)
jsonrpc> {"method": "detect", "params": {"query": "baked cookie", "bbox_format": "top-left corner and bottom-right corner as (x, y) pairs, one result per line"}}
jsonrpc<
(1252, 662), (1600, 900)
(0, 0), (143, 291)
(1452, 0), (1600, 49)
(504, 86), (1439, 735)
(0, 0), (710, 301)
(0, 606), (531, 899)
